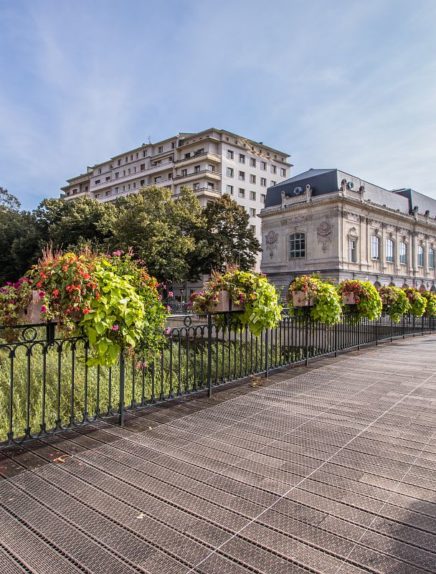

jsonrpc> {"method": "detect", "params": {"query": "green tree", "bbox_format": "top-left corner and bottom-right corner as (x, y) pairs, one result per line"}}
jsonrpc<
(103, 186), (204, 283)
(0, 186), (21, 211)
(34, 196), (115, 250)
(0, 189), (41, 283)
(190, 194), (261, 275)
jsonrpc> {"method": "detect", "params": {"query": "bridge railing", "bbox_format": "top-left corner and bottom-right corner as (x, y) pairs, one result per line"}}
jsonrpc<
(0, 312), (434, 447)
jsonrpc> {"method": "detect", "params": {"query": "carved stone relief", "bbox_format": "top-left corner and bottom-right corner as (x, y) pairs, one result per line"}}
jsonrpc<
(317, 220), (333, 253)
(265, 230), (279, 259)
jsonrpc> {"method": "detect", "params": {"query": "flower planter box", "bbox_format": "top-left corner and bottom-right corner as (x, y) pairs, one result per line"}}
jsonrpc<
(292, 291), (314, 307)
(20, 290), (44, 324)
(208, 290), (245, 313)
(342, 293), (357, 305)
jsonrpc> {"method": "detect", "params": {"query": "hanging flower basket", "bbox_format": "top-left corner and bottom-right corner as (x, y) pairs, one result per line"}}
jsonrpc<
(189, 268), (282, 335)
(208, 290), (245, 313)
(342, 292), (357, 305)
(292, 291), (314, 307)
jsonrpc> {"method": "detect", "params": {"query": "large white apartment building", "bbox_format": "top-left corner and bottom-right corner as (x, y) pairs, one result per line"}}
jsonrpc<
(61, 128), (291, 251)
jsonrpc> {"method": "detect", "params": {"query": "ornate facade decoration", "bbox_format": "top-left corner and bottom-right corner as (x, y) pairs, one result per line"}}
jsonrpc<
(265, 230), (279, 259)
(317, 220), (333, 253)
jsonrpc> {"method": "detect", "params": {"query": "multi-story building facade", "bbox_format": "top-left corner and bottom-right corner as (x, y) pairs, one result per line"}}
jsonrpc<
(61, 128), (291, 259)
(260, 168), (436, 293)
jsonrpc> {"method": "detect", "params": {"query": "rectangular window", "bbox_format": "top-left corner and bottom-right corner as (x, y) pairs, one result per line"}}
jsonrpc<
(239, 154), (245, 164)
(271, 180), (277, 186)
(238, 188), (245, 198)
(227, 150), (234, 159)
(154, 176), (161, 183)
(140, 164), (145, 171)
(371, 235), (380, 260)
(158, 146), (163, 153)
(271, 165), (277, 174)
(250, 191), (256, 200)
(226, 185), (234, 195)
(226, 167), (234, 177)
(95, 179), (100, 184)
(250, 224), (256, 233)
(106, 176), (111, 181)
(194, 165), (201, 173)
(289, 233), (306, 259)
(140, 179), (145, 186)
(261, 161), (267, 170)
(385, 239), (394, 263)
(239, 171), (245, 181)
(207, 182), (214, 190)
(418, 245), (424, 267)
(260, 177), (267, 187)
(399, 242), (407, 265)
(429, 247), (435, 269)
(280, 168), (286, 177)
(193, 182), (200, 190)
(349, 240), (357, 263)
(181, 169), (187, 177)
(261, 193), (266, 202)
(249, 208), (256, 217)
(250, 174), (256, 184)
(250, 158), (256, 167)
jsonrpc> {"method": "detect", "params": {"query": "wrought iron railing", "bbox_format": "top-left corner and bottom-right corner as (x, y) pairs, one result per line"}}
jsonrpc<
(0, 312), (434, 448)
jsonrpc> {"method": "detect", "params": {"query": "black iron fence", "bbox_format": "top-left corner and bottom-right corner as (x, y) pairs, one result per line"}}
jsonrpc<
(0, 312), (434, 448)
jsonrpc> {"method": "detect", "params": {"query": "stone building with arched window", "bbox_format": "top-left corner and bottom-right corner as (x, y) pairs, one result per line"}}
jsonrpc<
(260, 169), (436, 293)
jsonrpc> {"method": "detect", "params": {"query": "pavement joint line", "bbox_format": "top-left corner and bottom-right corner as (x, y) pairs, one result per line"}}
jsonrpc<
(185, 363), (436, 574)
(334, 428), (436, 574)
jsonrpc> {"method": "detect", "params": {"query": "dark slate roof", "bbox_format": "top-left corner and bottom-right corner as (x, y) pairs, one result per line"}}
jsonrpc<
(265, 168), (415, 215)
(394, 188), (436, 218)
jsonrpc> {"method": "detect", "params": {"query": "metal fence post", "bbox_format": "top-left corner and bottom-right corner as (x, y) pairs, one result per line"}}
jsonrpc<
(119, 350), (125, 426)
(265, 329), (269, 378)
(305, 313), (309, 366)
(207, 313), (212, 398)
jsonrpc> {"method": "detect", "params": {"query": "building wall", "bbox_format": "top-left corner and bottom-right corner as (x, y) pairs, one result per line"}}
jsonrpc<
(260, 188), (436, 293)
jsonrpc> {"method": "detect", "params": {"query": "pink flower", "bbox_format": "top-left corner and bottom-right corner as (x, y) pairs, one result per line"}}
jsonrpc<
(40, 305), (47, 313)
(168, 291), (174, 298)
(112, 250), (123, 257)
(111, 324), (119, 331)
(166, 305), (172, 312)
(39, 291), (45, 298)
(164, 327), (172, 335)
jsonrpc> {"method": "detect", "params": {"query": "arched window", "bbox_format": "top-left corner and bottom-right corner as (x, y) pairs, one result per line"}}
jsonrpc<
(418, 245), (424, 267)
(349, 239), (358, 263)
(371, 235), (380, 260)
(289, 233), (305, 259)
(399, 242), (407, 265)
(429, 247), (435, 269)
(385, 239), (394, 263)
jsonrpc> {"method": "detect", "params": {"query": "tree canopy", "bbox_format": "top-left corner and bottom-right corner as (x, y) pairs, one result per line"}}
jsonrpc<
(0, 187), (261, 284)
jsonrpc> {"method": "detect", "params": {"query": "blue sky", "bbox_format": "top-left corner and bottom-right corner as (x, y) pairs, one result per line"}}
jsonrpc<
(1, 0), (436, 209)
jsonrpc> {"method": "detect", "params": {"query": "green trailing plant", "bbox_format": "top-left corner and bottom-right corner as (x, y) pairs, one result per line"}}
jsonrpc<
(378, 285), (411, 323)
(421, 291), (436, 317)
(190, 268), (282, 335)
(403, 288), (427, 317)
(288, 275), (342, 325)
(339, 279), (382, 321)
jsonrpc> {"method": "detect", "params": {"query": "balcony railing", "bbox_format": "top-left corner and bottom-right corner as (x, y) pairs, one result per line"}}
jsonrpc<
(1, 312), (434, 448)
(174, 168), (220, 181)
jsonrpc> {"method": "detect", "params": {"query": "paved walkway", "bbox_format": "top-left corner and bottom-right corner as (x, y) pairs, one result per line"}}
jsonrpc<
(0, 336), (435, 574)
